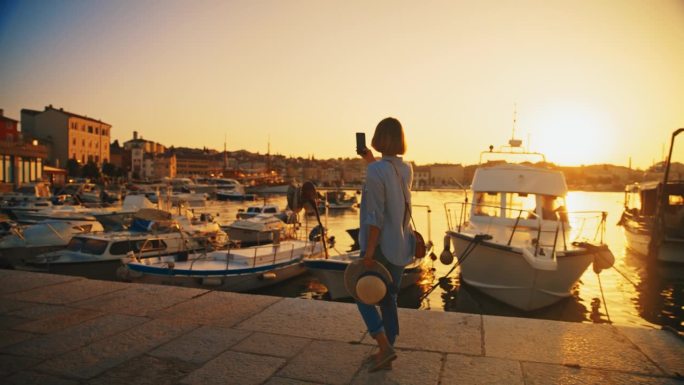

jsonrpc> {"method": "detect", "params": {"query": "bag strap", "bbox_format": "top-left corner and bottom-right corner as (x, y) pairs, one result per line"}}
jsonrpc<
(384, 159), (416, 230)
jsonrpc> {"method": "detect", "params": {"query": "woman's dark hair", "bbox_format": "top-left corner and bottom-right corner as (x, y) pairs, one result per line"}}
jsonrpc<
(371, 117), (406, 155)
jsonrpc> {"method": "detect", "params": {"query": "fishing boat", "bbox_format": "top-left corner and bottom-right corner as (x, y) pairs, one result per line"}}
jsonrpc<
(303, 251), (427, 299)
(19, 228), (205, 280)
(442, 137), (615, 311)
(323, 190), (358, 210)
(619, 128), (684, 263)
(0, 220), (104, 268)
(118, 237), (324, 292)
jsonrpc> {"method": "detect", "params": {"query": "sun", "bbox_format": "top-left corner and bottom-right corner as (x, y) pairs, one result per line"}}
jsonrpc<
(528, 103), (615, 166)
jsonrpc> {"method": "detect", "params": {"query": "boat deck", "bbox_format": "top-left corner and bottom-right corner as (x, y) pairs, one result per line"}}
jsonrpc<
(0, 269), (681, 384)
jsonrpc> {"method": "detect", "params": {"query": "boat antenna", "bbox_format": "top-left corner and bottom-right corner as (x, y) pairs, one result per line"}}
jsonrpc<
(509, 103), (522, 148)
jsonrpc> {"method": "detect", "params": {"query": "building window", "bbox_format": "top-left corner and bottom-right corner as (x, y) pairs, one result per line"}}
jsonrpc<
(72, 138), (76, 146)
(95, 127), (99, 134)
(88, 126), (93, 133)
(82, 155), (85, 163)
(82, 139), (85, 146)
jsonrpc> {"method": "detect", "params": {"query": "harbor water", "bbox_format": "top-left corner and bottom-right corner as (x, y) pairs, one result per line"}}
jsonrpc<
(152, 191), (681, 335)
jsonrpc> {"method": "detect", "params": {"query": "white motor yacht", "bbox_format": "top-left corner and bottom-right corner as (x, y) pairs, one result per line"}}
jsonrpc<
(442, 142), (615, 311)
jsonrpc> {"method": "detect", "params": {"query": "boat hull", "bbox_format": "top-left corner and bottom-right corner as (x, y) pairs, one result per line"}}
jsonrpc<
(121, 257), (308, 292)
(303, 257), (425, 300)
(0, 245), (66, 268)
(622, 221), (684, 263)
(449, 231), (594, 311)
(18, 259), (124, 281)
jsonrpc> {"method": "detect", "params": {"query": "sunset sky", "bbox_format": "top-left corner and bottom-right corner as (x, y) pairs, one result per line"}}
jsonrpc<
(1, 0), (683, 168)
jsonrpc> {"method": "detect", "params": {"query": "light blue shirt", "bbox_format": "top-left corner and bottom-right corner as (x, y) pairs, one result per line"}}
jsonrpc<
(359, 155), (415, 266)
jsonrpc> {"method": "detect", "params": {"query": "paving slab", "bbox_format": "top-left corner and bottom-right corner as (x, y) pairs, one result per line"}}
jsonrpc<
(2, 278), (127, 305)
(180, 350), (286, 385)
(276, 339), (371, 385)
(2, 313), (147, 358)
(263, 378), (324, 385)
(483, 315), (663, 375)
(0, 298), (33, 314)
(0, 270), (81, 294)
(14, 307), (103, 334)
(236, 297), (367, 342)
(150, 325), (251, 364)
(2, 370), (80, 385)
(38, 318), (198, 379)
(0, 353), (41, 377)
(231, 332), (311, 358)
(441, 353), (523, 385)
(361, 308), (482, 355)
(73, 283), (207, 316)
(87, 355), (198, 385)
(151, 290), (280, 327)
(351, 350), (443, 385)
(522, 361), (681, 385)
(6, 303), (68, 319)
(0, 314), (31, 329)
(0, 329), (36, 349)
(616, 326), (684, 378)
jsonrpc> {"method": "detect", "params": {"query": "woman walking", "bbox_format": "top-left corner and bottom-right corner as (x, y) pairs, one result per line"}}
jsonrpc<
(356, 117), (415, 372)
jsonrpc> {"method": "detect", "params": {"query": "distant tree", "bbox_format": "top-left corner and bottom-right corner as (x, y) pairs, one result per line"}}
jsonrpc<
(66, 159), (81, 177)
(101, 162), (117, 177)
(82, 161), (101, 180)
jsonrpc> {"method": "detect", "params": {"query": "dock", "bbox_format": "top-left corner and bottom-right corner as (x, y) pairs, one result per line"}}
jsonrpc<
(0, 269), (682, 385)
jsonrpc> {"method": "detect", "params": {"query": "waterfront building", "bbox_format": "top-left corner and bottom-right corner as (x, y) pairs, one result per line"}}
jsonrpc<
(143, 153), (177, 179)
(21, 105), (110, 168)
(0, 109), (19, 141)
(413, 165), (430, 189)
(0, 110), (48, 192)
(429, 163), (465, 186)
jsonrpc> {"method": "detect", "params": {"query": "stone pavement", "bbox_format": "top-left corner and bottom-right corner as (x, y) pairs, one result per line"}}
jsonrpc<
(0, 269), (682, 385)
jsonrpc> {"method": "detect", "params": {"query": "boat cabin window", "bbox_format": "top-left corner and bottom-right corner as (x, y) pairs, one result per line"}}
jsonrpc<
(110, 240), (137, 255)
(263, 207), (277, 214)
(110, 239), (168, 255)
(473, 192), (501, 217)
(81, 239), (108, 255)
(504, 193), (537, 219)
(66, 237), (86, 251)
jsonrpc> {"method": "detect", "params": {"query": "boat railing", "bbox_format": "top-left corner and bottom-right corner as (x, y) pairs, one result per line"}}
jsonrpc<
(444, 201), (608, 251)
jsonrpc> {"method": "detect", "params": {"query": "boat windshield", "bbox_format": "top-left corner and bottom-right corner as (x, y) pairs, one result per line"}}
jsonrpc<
(473, 192), (566, 221)
(65, 237), (108, 255)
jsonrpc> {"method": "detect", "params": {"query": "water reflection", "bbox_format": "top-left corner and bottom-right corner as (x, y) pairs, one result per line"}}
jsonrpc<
(197, 191), (683, 336)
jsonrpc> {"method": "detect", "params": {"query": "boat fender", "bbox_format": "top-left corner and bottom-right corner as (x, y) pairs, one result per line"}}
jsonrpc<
(440, 235), (454, 265)
(259, 272), (277, 280)
(592, 248), (615, 274)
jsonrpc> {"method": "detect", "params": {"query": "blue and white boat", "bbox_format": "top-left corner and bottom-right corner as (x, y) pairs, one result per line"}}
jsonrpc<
(118, 238), (324, 292)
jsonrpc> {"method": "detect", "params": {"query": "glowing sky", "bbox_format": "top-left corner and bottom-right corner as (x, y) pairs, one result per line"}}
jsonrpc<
(1, 0), (683, 168)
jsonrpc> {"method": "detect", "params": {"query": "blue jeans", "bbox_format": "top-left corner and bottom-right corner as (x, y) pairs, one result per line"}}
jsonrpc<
(356, 248), (405, 346)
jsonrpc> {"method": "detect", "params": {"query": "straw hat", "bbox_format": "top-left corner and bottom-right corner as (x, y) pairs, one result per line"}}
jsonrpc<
(344, 259), (392, 305)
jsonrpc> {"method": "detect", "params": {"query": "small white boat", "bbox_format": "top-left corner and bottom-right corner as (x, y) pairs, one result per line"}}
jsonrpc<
(303, 252), (427, 299)
(118, 238), (324, 292)
(223, 213), (293, 247)
(0, 220), (104, 268)
(20, 230), (205, 280)
(215, 179), (256, 201)
(236, 204), (281, 219)
(619, 129), (684, 263)
(442, 140), (615, 311)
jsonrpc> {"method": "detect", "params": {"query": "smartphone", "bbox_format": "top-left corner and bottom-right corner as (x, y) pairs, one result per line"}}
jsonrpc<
(356, 132), (367, 155)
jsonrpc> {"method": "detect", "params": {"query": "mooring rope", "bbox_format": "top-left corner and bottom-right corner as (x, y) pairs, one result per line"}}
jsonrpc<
(597, 272), (612, 323)
(418, 236), (483, 302)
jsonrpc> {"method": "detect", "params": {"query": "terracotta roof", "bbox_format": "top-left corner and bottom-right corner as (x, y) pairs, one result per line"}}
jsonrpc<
(0, 115), (18, 123)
